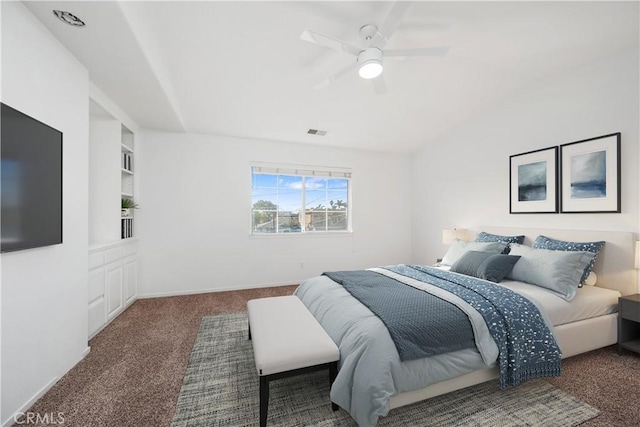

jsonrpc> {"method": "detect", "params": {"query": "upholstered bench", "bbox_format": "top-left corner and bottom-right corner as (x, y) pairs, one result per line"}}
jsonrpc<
(247, 295), (339, 427)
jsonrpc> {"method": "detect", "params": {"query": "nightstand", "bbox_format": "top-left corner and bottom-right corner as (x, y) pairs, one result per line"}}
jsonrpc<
(618, 294), (640, 354)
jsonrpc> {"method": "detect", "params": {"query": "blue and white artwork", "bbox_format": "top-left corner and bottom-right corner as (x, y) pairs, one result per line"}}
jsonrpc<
(570, 151), (606, 199)
(518, 161), (547, 201)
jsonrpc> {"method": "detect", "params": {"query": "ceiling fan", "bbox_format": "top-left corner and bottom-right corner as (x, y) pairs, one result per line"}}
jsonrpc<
(300, 2), (449, 94)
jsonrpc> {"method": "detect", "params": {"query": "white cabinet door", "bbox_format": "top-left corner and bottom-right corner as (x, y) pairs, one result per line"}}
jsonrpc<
(106, 263), (124, 320)
(88, 299), (106, 338)
(124, 256), (138, 305)
(88, 267), (106, 337)
(88, 267), (105, 303)
(89, 241), (138, 339)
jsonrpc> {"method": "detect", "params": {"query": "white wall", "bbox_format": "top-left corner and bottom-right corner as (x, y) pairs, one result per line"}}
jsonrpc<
(1, 2), (89, 424)
(137, 131), (412, 297)
(411, 48), (640, 268)
(89, 118), (122, 244)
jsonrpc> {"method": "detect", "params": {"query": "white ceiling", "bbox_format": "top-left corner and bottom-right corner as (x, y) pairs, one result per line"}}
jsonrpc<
(24, 1), (639, 153)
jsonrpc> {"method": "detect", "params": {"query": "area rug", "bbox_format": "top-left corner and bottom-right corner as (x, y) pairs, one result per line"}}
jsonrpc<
(171, 312), (600, 427)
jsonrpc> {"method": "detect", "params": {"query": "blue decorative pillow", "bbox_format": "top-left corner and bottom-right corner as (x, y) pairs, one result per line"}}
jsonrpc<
(532, 235), (605, 286)
(450, 251), (521, 283)
(475, 231), (526, 254)
(507, 244), (595, 301)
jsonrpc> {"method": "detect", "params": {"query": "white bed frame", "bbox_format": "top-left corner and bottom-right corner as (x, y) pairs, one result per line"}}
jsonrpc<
(390, 226), (637, 410)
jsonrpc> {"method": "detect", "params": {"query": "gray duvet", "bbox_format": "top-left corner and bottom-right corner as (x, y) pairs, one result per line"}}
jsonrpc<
(294, 271), (499, 427)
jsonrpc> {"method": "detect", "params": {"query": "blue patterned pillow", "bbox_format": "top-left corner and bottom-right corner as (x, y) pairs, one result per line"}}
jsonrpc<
(532, 235), (605, 286)
(475, 232), (525, 254)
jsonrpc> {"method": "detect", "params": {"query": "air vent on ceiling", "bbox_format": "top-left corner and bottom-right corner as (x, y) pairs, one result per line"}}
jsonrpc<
(53, 10), (86, 27)
(307, 129), (327, 136)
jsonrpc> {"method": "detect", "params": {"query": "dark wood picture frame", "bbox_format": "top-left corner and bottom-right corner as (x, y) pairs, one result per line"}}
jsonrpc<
(560, 133), (621, 213)
(509, 146), (559, 214)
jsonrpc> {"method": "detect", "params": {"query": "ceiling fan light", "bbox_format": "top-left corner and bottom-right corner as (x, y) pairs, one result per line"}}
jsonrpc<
(359, 61), (383, 79)
(357, 47), (383, 79)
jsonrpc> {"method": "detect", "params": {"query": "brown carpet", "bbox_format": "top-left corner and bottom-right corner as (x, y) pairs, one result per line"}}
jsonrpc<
(19, 285), (640, 427)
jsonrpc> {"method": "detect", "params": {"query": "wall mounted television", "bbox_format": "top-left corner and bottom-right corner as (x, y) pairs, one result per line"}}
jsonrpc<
(1, 103), (63, 253)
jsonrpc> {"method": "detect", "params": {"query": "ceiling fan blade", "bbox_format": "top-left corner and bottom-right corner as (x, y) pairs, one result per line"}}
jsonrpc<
(313, 62), (357, 90)
(385, 46), (450, 59)
(377, 1), (413, 47)
(300, 30), (361, 57)
(372, 75), (387, 95)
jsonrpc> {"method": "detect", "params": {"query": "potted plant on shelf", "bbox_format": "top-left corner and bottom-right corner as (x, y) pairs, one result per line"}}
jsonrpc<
(121, 198), (139, 217)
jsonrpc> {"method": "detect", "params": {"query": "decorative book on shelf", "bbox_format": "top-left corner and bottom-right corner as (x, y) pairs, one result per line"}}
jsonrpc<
(121, 218), (133, 239)
(122, 152), (133, 172)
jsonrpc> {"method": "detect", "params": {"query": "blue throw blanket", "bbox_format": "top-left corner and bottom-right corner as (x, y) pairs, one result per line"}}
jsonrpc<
(323, 270), (475, 361)
(384, 265), (562, 387)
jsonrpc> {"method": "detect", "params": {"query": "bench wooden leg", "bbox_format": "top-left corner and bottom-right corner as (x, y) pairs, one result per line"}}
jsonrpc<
(329, 361), (337, 385)
(256, 362), (339, 422)
(259, 376), (269, 427)
(329, 361), (339, 411)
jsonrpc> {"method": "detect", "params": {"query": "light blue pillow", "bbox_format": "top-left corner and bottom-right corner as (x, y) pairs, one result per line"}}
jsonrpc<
(532, 235), (605, 286)
(475, 231), (526, 254)
(506, 244), (596, 301)
(441, 240), (508, 266)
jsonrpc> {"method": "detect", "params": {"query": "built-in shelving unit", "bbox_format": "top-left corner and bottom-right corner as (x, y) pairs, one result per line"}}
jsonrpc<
(88, 98), (138, 339)
(120, 126), (135, 239)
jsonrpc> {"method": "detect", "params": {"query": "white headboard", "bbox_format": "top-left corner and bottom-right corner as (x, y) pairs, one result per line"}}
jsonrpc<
(474, 226), (637, 296)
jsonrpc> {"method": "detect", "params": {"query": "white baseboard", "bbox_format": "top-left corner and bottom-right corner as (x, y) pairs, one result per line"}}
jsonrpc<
(2, 347), (91, 427)
(138, 281), (298, 299)
(82, 346), (91, 358)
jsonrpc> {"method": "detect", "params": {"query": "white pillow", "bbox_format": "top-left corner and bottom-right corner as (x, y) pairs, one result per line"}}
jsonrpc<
(441, 240), (508, 266)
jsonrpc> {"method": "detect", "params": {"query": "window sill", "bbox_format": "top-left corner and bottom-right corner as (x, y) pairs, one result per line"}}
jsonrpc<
(249, 231), (354, 239)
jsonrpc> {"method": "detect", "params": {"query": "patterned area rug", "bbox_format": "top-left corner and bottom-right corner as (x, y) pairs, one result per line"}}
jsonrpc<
(172, 312), (600, 427)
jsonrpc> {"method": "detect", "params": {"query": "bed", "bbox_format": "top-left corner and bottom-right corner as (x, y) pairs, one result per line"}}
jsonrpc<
(294, 227), (637, 427)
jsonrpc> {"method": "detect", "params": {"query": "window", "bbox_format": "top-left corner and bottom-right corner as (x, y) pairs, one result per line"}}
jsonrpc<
(251, 164), (351, 234)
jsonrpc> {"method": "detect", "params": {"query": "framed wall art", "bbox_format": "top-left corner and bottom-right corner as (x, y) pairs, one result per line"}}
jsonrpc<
(560, 133), (621, 213)
(509, 146), (558, 214)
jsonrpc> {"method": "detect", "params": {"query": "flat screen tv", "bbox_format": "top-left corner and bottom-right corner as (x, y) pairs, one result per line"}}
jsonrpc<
(1, 103), (63, 252)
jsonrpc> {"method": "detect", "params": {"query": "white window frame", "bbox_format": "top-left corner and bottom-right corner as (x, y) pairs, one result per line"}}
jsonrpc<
(250, 162), (352, 235)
